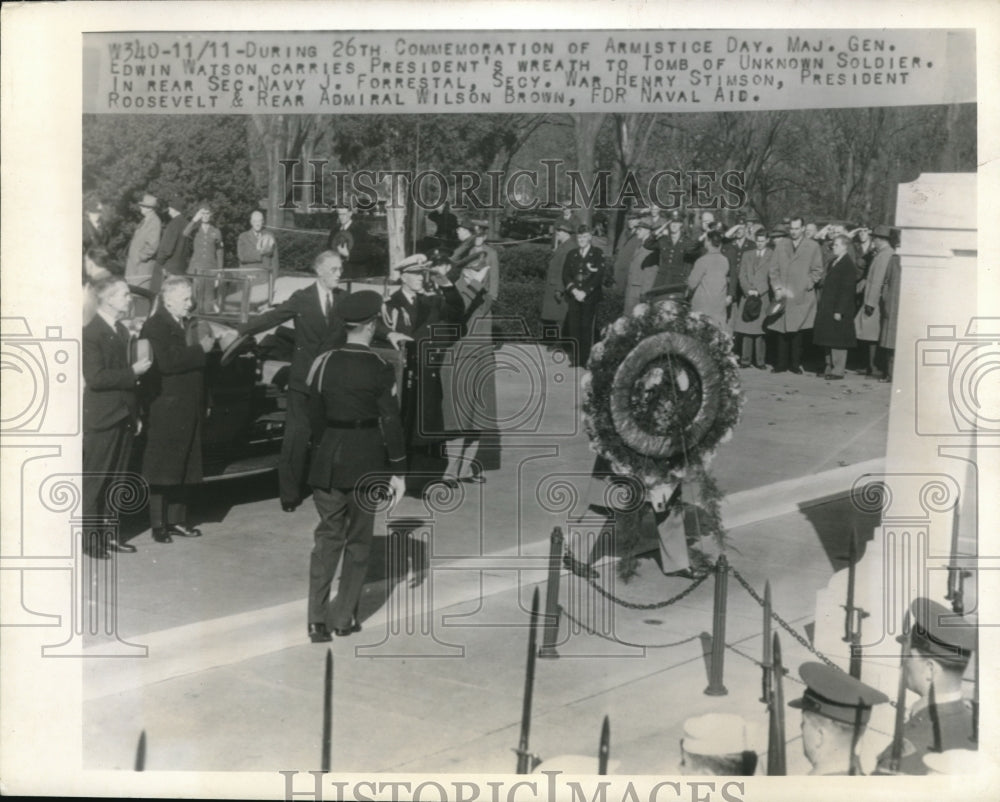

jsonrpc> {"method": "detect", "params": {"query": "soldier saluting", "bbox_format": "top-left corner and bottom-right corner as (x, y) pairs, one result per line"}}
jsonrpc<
(304, 290), (406, 643)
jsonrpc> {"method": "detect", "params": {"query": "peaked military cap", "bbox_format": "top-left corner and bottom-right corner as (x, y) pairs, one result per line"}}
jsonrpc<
(457, 216), (488, 232)
(789, 662), (889, 725)
(901, 597), (976, 664)
(554, 219), (575, 234)
(339, 290), (383, 325)
(396, 253), (430, 274)
(668, 209), (683, 222)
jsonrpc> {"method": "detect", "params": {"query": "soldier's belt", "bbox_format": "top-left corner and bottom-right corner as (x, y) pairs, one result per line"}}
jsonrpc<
(326, 418), (379, 429)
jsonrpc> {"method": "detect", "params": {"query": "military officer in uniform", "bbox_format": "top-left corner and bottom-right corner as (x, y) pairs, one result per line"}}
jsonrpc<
(385, 252), (464, 452)
(644, 209), (700, 298)
(305, 291), (407, 643)
(790, 662), (889, 775)
(875, 597), (978, 774)
(561, 224), (605, 367)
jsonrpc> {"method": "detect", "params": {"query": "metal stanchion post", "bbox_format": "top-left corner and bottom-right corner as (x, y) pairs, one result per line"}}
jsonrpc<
(540, 527), (563, 659)
(704, 554), (729, 696)
(598, 715), (610, 775)
(515, 588), (541, 774)
(760, 580), (772, 705)
(321, 649), (333, 772)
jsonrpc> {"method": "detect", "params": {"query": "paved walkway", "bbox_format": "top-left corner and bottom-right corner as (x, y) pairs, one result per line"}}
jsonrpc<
(82, 345), (893, 774)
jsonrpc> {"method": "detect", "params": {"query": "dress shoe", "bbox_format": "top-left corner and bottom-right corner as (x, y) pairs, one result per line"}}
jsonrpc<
(168, 524), (202, 538)
(107, 538), (137, 553)
(333, 620), (362, 637)
(562, 552), (599, 580)
(308, 623), (333, 643)
(439, 477), (460, 489)
(789, 367), (803, 375)
(459, 473), (485, 484)
(281, 501), (300, 513)
(825, 374), (844, 381)
(152, 529), (173, 544)
(738, 359), (750, 368)
(665, 566), (709, 580)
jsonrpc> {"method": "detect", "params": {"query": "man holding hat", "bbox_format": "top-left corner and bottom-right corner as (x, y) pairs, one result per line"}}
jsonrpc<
(791, 662), (889, 775)
(237, 209), (280, 278)
(304, 290), (407, 642)
(622, 217), (659, 312)
(540, 219), (576, 340)
(854, 223), (894, 378)
(125, 192), (162, 289)
(326, 205), (372, 280)
(875, 597), (977, 775)
(153, 195), (192, 291)
(767, 215), (824, 374)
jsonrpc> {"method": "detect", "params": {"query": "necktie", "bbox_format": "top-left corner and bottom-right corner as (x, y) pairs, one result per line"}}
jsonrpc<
(325, 291), (334, 327)
(115, 322), (132, 360)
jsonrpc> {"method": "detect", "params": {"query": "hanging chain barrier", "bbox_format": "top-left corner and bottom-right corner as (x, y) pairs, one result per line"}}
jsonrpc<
(560, 545), (899, 714)
(723, 641), (900, 728)
(729, 564), (840, 670)
(569, 552), (712, 610)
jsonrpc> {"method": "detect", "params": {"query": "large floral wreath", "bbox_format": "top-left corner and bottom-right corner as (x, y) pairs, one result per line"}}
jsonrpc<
(581, 300), (745, 576)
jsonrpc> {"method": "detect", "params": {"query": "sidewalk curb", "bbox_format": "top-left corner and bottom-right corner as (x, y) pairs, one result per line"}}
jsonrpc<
(83, 456), (884, 701)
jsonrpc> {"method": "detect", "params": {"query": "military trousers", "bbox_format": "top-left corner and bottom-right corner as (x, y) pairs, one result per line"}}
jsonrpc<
(309, 485), (376, 629)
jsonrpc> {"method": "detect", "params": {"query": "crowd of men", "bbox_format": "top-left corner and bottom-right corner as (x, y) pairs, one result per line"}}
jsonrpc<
(80, 190), (975, 775)
(82, 189), (501, 641)
(544, 207), (901, 382)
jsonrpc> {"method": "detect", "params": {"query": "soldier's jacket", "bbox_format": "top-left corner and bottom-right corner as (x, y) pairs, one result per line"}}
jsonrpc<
(875, 699), (976, 775)
(306, 344), (406, 490)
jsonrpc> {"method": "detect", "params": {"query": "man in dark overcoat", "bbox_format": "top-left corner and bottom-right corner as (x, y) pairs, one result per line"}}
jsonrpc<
(561, 224), (605, 367)
(139, 276), (217, 542)
(82, 276), (152, 558)
(540, 220), (575, 340)
(237, 250), (407, 512)
(305, 290), (407, 642)
(152, 195), (192, 292)
(813, 234), (858, 379)
(326, 206), (373, 280)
